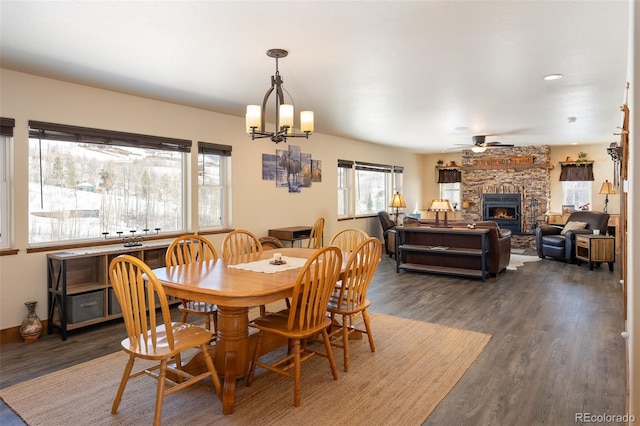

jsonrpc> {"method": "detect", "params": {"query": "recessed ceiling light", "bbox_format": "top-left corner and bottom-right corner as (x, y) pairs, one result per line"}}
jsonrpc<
(544, 74), (564, 81)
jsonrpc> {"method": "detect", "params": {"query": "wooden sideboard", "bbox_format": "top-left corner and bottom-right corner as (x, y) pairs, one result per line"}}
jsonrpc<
(547, 213), (620, 253)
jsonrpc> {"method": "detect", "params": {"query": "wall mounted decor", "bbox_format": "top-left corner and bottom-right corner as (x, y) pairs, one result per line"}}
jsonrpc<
(262, 145), (321, 192)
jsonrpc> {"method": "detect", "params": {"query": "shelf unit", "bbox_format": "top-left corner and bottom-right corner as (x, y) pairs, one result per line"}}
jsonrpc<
(47, 241), (173, 340)
(396, 226), (490, 281)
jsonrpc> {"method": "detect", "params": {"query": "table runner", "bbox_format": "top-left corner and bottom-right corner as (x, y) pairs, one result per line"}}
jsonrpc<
(227, 256), (307, 274)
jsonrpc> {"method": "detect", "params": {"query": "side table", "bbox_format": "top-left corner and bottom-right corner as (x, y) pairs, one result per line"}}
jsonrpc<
(575, 234), (615, 271)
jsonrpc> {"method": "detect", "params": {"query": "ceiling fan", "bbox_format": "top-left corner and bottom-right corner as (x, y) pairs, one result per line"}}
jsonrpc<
(454, 135), (514, 152)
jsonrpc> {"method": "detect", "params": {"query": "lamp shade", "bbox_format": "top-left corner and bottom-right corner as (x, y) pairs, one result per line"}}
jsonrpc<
(599, 180), (615, 195)
(429, 199), (453, 212)
(389, 192), (406, 208)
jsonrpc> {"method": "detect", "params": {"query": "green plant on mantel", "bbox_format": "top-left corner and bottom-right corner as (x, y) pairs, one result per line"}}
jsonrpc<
(576, 151), (589, 165)
(436, 159), (444, 168)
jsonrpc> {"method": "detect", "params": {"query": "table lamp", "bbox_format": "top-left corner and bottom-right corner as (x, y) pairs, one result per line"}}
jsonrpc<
(598, 180), (615, 213)
(429, 199), (454, 228)
(389, 192), (406, 224)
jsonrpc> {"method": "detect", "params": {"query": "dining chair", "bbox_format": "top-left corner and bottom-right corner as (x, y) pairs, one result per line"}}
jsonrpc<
(246, 245), (343, 407)
(165, 234), (219, 333)
(307, 217), (325, 249)
(109, 254), (221, 426)
(222, 229), (263, 258)
(259, 235), (285, 250)
(326, 237), (382, 372)
(222, 229), (266, 315)
(329, 227), (369, 253)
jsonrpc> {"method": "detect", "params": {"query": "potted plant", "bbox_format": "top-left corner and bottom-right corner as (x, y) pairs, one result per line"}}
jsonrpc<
(436, 159), (444, 168)
(576, 152), (589, 165)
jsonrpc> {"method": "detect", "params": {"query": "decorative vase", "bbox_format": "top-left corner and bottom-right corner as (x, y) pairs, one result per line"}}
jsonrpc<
(19, 301), (43, 343)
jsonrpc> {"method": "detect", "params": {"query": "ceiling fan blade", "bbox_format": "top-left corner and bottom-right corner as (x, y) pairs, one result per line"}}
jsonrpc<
(486, 143), (515, 148)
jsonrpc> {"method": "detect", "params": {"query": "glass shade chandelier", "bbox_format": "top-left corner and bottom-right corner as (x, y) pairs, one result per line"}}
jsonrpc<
(246, 49), (314, 144)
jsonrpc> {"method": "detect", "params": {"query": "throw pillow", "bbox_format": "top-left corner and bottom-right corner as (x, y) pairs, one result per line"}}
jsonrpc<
(560, 221), (588, 236)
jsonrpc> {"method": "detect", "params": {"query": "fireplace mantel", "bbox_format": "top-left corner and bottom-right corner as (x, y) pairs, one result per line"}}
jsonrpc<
(465, 156), (551, 170)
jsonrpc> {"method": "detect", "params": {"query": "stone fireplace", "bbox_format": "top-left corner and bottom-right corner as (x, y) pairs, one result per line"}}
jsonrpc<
(482, 193), (521, 233)
(460, 146), (551, 249)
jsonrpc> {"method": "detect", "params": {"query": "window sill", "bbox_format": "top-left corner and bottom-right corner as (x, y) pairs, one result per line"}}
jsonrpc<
(0, 248), (19, 256)
(25, 229), (233, 254)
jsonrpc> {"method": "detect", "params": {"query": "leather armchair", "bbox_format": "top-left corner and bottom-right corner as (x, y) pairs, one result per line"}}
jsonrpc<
(536, 211), (610, 263)
(377, 211), (397, 257)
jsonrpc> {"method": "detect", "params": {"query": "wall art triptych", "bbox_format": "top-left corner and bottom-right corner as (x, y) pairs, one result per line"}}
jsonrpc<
(262, 145), (322, 193)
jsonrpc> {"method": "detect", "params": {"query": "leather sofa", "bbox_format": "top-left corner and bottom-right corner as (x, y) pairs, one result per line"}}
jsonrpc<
(450, 221), (512, 276)
(535, 211), (610, 263)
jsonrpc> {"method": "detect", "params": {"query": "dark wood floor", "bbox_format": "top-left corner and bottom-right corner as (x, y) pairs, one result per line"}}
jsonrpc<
(0, 252), (627, 425)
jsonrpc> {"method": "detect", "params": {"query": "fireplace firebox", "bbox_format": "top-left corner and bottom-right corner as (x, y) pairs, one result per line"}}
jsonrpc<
(482, 193), (521, 233)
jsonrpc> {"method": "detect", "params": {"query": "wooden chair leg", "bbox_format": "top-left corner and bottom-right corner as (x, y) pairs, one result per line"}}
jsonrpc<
(200, 343), (222, 396)
(247, 332), (264, 386)
(321, 329), (339, 380)
(342, 314), (350, 372)
(180, 311), (189, 323)
(154, 359), (168, 426)
(212, 311), (218, 333)
(362, 310), (376, 352)
(112, 354), (135, 414)
(293, 339), (301, 407)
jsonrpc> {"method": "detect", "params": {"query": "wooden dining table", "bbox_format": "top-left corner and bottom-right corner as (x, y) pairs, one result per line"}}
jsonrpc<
(152, 247), (328, 414)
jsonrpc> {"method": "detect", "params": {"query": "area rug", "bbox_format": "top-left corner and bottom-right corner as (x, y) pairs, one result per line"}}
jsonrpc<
(0, 313), (491, 426)
(507, 254), (542, 270)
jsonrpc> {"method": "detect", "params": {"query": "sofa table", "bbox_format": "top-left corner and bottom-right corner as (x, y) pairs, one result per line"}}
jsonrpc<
(575, 234), (615, 271)
(395, 226), (490, 281)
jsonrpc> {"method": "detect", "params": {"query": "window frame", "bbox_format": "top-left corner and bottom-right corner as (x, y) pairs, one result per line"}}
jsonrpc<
(562, 180), (592, 211)
(439, 182), (461, 210)
(197, 142), (232, 230)
(338, 159), (402, 219)
(0, 118), (15, 250)
(27, 121), (192, 246)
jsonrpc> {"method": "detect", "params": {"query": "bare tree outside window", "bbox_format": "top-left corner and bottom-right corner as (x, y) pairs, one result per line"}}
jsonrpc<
(28, 138), (184, 244)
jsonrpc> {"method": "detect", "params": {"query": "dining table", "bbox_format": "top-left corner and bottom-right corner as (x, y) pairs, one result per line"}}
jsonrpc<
(152, 246), (337, 414)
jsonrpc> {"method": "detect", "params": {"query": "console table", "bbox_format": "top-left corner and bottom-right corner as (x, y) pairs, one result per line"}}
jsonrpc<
(268, 226), (313, 247)
(396, 226), (490, 281)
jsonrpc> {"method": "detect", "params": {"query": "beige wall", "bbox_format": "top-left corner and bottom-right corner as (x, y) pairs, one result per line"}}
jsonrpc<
(0, 69), (421, 330)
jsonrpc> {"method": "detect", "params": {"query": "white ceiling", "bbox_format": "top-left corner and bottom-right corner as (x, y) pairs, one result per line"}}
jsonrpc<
(0, 1), (631, 153)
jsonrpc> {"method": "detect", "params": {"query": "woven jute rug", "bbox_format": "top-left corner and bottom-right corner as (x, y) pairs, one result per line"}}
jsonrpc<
(0, 313), (491, 426)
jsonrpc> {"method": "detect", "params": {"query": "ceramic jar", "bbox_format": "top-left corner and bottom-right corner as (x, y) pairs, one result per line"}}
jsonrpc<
(19, 301), (43, 342)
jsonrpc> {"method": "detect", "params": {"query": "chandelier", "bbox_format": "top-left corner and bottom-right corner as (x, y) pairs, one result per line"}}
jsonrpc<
(245, 49), (314, 144)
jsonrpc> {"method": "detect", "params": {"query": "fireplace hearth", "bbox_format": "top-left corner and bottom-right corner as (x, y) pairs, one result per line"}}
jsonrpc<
(482, 193), (521, 233)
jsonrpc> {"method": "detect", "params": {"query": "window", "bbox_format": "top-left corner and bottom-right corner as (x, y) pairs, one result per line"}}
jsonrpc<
(198, 142), (231, 229)
(28, 121), (191, 245)
(562, 181), (591, 210)
(0, 118), (14, 249)
(338, 160), (401, 218)
(337, 160), (353, 218)
(440, 182), (461, 209)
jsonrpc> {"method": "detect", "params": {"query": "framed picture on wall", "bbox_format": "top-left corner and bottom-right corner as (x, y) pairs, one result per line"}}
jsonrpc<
(562, 205), (575, 214)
